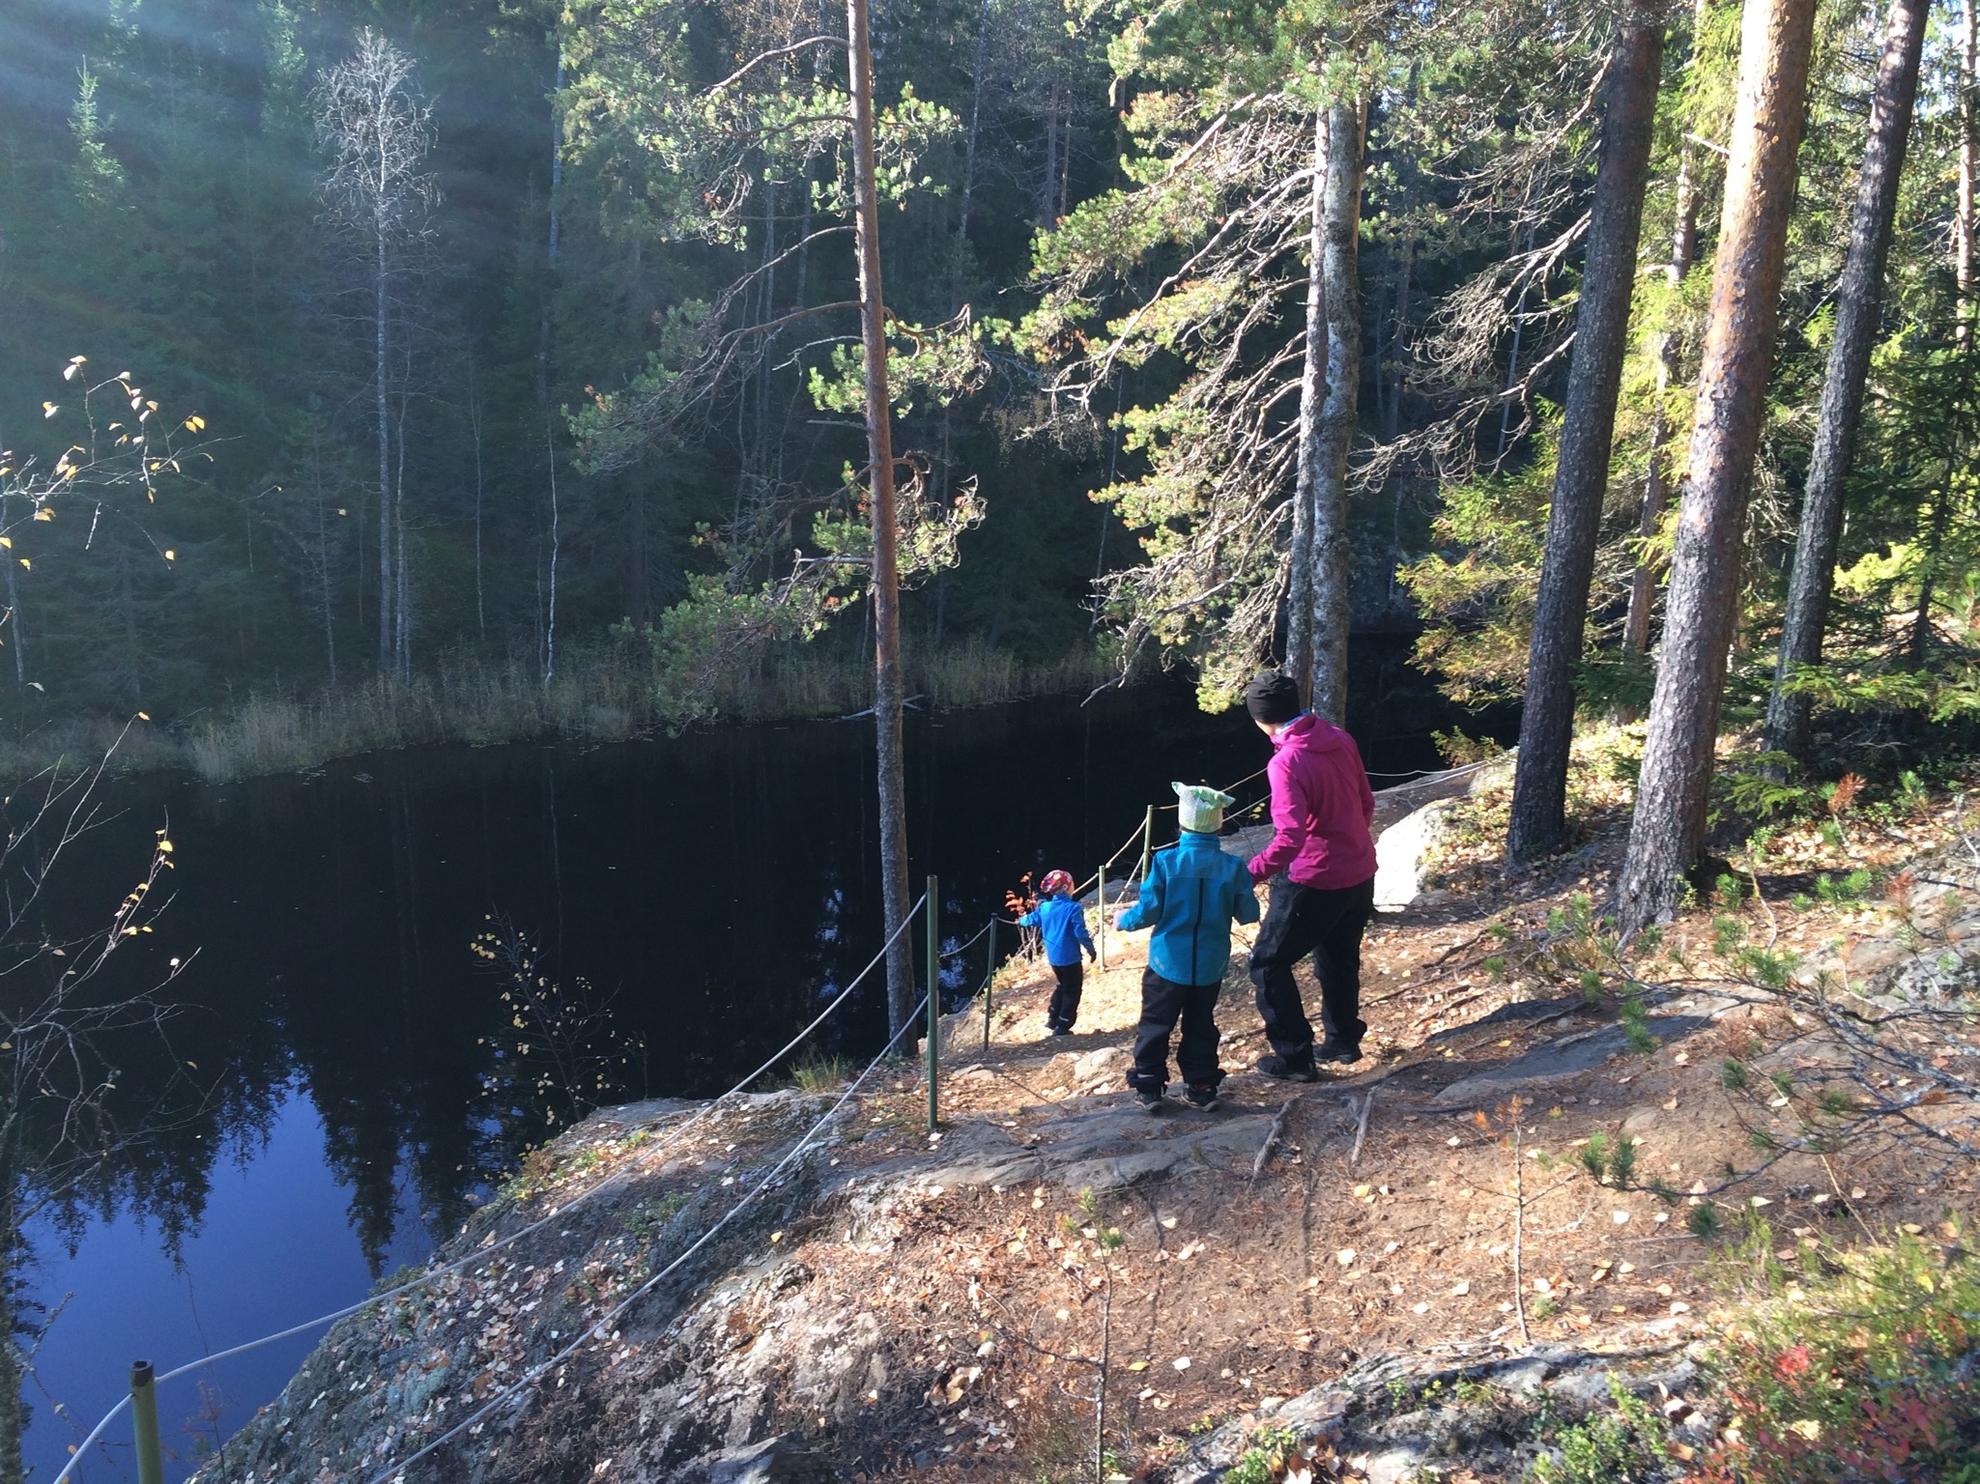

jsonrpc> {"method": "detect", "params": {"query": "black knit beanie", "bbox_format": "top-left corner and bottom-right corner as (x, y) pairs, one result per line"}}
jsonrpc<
(1244, 672), (1302, 726)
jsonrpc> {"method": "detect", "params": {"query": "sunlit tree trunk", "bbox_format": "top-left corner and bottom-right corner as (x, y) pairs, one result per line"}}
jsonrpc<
(1763, 0), (1926, 763)
(1287, 107), (1328, 710)
(1310, 94), (1365, 725)
(848, 0), (915, 1037)
(1508, 5), (1665, 861)
(1623, 0), (1715, 665)
(1617, 0), (1817, 936)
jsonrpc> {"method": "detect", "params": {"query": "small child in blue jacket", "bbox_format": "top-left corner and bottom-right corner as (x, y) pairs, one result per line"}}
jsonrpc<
(1114, 784), (1260, 1111)
(1019, 869), (1096, 1036)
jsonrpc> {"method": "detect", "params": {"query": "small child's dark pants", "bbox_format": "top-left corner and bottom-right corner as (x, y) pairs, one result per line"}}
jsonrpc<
(1047, 961), (1084, 1031)
(1127, 967), (1221, 1093)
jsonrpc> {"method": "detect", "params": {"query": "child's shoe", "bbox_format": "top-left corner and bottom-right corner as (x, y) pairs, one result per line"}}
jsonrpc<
(1136, 1088), (1167, 1115)
(1185, 1083), (1221, 1111)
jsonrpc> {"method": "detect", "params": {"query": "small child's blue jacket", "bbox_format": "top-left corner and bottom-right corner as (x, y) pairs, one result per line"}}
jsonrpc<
(1018, 892), (1095, 967)
(1116, 830), (1260, 985)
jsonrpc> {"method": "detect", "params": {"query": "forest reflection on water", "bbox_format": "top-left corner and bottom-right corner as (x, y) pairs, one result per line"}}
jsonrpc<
(21, 658), (1509, 1479)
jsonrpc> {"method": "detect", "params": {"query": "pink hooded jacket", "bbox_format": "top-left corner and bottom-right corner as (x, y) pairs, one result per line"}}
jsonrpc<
(1245, 714), (1377, 889)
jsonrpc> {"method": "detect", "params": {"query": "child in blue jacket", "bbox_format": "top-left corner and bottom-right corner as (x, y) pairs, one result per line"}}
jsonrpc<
(1114, 784), (1260, 1110)
(1020, 869), (1096, 1036)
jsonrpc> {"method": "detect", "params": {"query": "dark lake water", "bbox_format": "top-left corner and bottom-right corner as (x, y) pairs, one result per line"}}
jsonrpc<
(21, 654), (1510, 1481)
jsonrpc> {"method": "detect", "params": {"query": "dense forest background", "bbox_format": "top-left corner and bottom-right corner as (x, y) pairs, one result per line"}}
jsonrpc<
(0, 0), (1973, 763)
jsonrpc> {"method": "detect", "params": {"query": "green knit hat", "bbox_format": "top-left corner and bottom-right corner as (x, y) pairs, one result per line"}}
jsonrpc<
(1173, 782), (1236, 834)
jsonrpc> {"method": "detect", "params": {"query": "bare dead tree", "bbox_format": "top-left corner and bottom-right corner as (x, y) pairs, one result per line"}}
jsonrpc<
(311, 28), (438, 676)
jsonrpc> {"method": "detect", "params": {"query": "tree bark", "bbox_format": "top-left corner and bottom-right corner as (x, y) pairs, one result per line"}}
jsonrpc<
(1762, 0), (1926, 763)
(1508, 6), (1666, 862)
(847, 0), (915, 1039)
(1623, 0), (1715, 663)
(1310, 95), (1365, 725)
(1616, 0), (1817, 936)
(1287, 107), (1329, 710)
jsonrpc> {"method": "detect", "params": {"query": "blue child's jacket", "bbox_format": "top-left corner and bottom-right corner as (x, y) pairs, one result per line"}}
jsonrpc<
(1116, 830), (1260, 985)
(1018, 892), (1095, 967)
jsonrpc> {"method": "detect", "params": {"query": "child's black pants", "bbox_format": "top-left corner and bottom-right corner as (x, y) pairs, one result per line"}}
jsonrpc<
(1128, 968), (1221, 1093)
(1047, 961), (1084, 1030)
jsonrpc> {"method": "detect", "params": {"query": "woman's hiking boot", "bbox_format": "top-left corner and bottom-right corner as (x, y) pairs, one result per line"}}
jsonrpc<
(1254, 1053), (1318, 1083)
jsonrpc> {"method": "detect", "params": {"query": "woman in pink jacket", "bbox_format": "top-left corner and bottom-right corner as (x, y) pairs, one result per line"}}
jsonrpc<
(1240, 673), (1377, 1081)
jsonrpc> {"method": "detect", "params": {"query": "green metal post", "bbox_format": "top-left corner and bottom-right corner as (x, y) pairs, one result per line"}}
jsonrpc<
(925, 876), (940, 1131)
(131, 1360), (164, 1484)
(1097, 862), (1108, 969)
(983, 916), (995, 1052)
(1137, 804), (1154, 882)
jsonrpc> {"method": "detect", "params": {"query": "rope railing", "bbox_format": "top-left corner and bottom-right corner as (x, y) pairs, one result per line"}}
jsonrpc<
(51, 895), (932, 1484)
(365, 990), (936, 1484)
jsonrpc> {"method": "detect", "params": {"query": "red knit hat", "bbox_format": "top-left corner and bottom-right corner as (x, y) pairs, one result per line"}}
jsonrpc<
(1038, 869), (1075, 896)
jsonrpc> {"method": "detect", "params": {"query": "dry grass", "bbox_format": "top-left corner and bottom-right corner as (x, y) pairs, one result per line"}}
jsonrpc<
(0, 637), (1117, 787)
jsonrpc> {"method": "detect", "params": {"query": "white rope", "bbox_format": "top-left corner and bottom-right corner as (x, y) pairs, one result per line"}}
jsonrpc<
(366, 993), (933, 1484)
(50, 896), (930, 1484)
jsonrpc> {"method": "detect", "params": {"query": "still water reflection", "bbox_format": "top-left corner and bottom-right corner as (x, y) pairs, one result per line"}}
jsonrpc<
(24, 665), (1504, 1479)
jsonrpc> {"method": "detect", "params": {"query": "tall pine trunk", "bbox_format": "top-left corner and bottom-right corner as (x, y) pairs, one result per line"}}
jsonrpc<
(848, 0), (915, 1038)
(1287, 107), (1328, 709)
(1762, 0), (1926, 762)
(1508, 6), (1665, 861)
(1616, 0), (1816, 936)
(1623, 0), (1715, 663)
(1311, 95), (1365, 725)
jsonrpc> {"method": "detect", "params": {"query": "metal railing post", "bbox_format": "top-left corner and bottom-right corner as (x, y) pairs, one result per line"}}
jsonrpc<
(1096, 862), (1108, 969)
(983, 916), (995, 1052)
(925, 876), (940, 1131)
(131, 1361), (164, 1484)
(1138, 804), (1154, 882)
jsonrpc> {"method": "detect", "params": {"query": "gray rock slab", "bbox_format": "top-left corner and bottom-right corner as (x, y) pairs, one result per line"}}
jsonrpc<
(1431, 999), (1737, 1109)
(680, 1434), (839, 1484)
